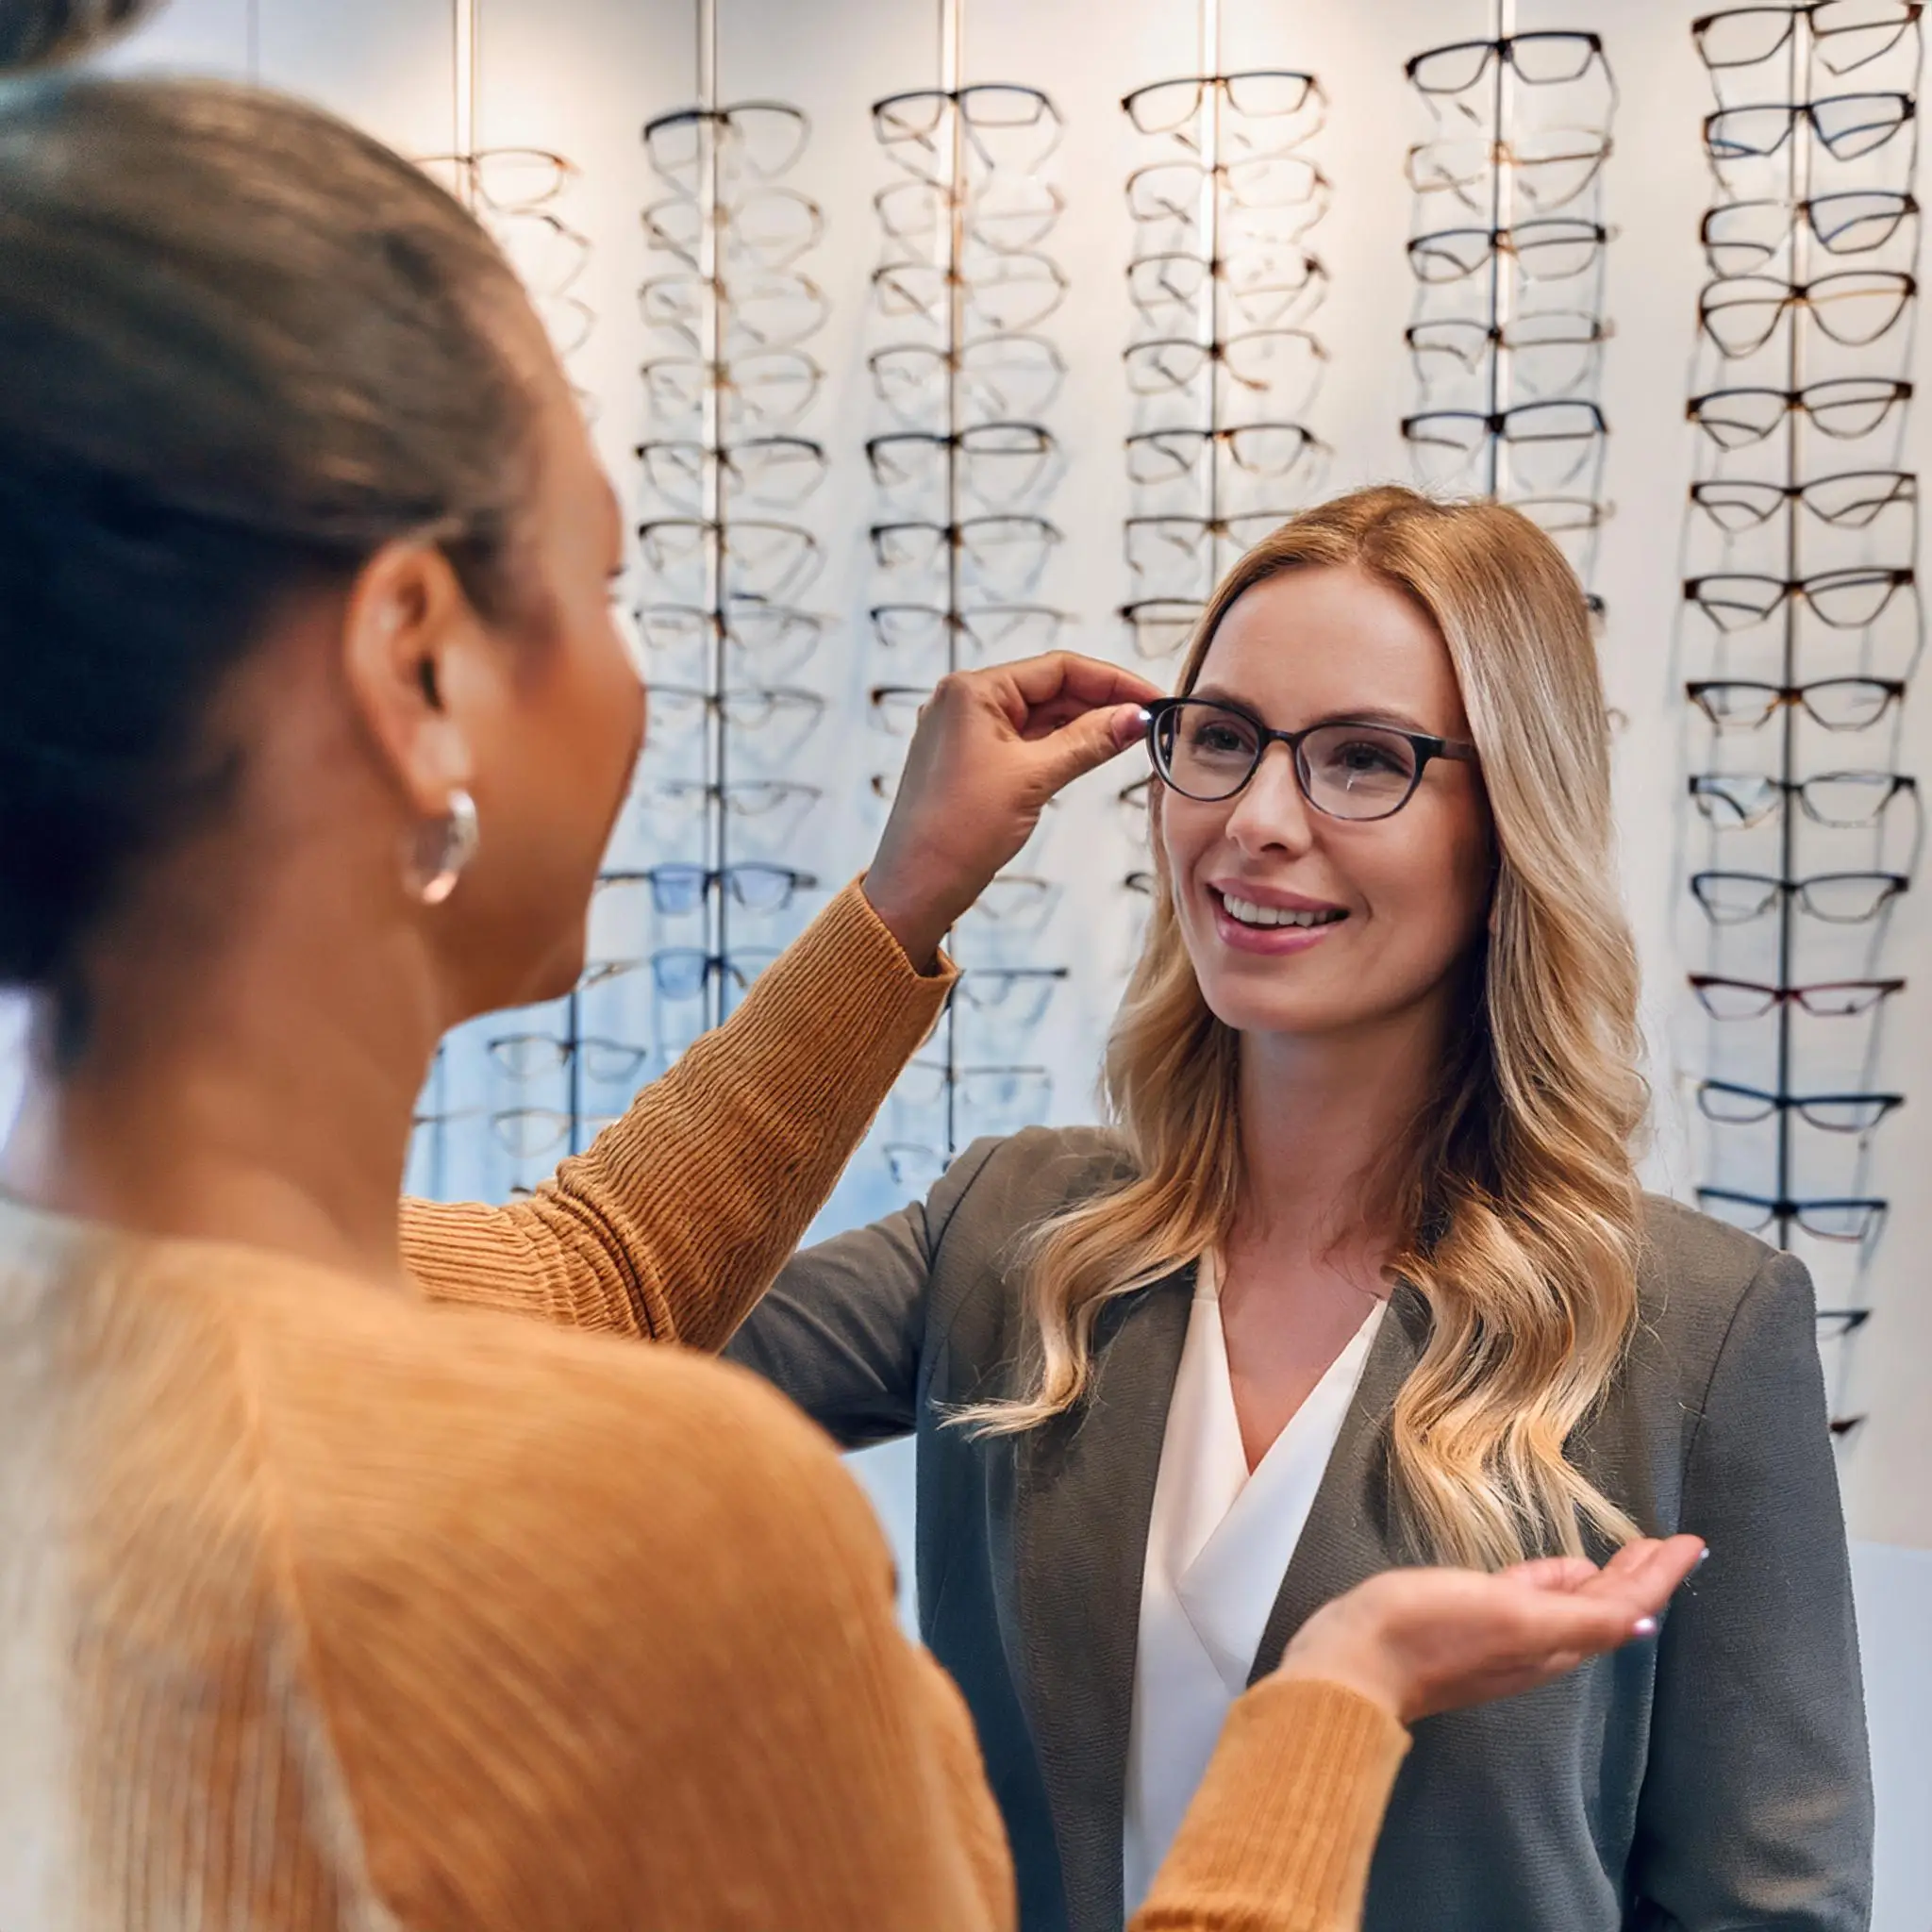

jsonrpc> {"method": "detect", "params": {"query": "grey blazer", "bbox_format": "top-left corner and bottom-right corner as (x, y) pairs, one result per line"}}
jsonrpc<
(726, 1126), (1874, 1932)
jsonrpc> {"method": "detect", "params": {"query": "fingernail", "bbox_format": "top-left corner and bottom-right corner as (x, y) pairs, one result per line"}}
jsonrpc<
(1134, 705), (1153, 723)
(1695, 1546), (1711, 1568)
(1632, 1615), (1659, 1638)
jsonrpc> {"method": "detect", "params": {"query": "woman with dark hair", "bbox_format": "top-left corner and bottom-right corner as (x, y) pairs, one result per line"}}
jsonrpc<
(0, 5), (1701, 1927)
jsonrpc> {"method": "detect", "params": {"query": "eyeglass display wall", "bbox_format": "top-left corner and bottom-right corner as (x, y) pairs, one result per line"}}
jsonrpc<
(1399, 23), (1616, 608)
(862, 16), (1074, 1191)
(1677, 1), (1924, 1448)
(96, 0), (1932, 1567)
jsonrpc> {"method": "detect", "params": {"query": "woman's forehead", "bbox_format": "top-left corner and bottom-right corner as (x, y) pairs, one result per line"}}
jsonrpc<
(1202, 566), (1468, 728)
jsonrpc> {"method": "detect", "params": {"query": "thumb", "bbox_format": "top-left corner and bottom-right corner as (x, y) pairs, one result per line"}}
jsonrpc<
(1026, 702), (1150, 794)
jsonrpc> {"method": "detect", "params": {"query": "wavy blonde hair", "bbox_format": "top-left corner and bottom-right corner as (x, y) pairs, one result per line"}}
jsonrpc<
(962, 485), (1648, 1569)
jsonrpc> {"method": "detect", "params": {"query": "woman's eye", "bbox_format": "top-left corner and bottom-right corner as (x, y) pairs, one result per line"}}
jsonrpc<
(1337, 740), (1405, 773)
(1194, 724), (1250, 755)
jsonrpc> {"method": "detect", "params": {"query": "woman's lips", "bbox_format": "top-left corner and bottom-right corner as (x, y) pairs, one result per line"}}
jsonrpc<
(1208, 888), (1348, 957)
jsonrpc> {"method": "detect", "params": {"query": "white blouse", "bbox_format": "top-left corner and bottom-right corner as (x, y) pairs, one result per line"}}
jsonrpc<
(1121, 1253), (1387, 1913)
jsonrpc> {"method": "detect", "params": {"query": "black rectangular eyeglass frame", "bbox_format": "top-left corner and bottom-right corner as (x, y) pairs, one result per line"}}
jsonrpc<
(1143, 696), (1478, 817)
(1696, 1186), (1890, 1241)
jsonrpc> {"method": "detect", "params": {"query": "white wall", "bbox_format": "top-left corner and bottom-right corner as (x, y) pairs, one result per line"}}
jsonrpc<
(17, 0), (1932, 1921)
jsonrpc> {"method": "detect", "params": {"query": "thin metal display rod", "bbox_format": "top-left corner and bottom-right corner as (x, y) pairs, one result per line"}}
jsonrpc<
(1774, 12), (1808, 1241)
(452, 0), (477, 203)
(698, 0), (729, 1036)
(941, 0), (965, 1159)
(1484, 0), (1515, 497)
(1197, 0), (1222, 541)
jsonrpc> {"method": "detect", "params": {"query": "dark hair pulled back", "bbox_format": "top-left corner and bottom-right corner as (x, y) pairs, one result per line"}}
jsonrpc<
(0, 0), (539, 1001)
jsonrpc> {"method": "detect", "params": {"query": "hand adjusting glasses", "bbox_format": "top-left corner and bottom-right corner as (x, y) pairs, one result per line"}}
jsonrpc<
(1143, 697), (1477, 818)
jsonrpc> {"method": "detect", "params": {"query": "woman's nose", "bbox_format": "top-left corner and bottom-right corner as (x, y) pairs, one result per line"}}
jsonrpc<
(1224, 743), (1315, 854)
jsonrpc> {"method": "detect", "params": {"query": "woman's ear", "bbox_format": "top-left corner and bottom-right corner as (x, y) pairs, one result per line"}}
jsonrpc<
(340, 539), (478, 815)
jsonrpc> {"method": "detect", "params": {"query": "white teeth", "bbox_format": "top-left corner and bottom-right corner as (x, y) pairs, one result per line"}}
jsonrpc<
(1220, 892), (1342, 929)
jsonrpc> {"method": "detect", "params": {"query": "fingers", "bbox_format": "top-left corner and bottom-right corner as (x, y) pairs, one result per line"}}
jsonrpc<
(1588, 1536), (1707, 1617)
(1028, 703), (1153, 792)
(1501, 1556), (1599, 1595)
(1573, 1535), (1705, 1609)
(1516, 1541), (1699, 1657)
(998, 651), (1165, 718)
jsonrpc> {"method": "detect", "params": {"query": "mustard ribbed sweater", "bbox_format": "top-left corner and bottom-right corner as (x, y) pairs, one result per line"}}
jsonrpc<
(0, 884), (1407, 1929)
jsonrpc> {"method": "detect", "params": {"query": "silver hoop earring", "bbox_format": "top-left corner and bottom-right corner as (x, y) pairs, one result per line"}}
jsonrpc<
(408, 788), (479, 907)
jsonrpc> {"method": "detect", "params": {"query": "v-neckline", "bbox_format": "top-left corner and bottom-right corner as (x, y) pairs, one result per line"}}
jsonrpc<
(1198, 1250), (1389, 1478)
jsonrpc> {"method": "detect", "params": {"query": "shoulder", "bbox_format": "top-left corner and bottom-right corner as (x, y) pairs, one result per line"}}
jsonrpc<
(1632, 1190), (1813, 1351)
(1601, 1193), (1825, 1486)
(937, 1123), (1135, 1239)
(924, 1124), (1133, 1287)
(242, 1274), (891, 1600)
(232, 1286), (946, 1921)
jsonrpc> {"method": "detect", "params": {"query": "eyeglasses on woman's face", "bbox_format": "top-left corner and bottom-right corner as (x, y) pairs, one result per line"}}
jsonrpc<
(1144, 696), (1479, 821)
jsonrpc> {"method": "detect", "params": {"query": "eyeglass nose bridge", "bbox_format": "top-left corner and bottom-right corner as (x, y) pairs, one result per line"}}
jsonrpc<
(1224, 734), (1322, 838)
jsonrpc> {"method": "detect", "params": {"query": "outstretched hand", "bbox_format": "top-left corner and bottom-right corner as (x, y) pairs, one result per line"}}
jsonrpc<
(861, 653), (1164, 969)
(1274, 1535), (1707, 1724)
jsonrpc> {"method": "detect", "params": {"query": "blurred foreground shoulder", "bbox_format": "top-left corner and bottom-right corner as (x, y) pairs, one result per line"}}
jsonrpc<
(251, 1291), (1009, 1931)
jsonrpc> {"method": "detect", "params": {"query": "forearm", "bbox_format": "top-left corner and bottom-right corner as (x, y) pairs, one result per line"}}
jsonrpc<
(1131, 1677), (1409, 1932)
(403, 881), (953, 1350)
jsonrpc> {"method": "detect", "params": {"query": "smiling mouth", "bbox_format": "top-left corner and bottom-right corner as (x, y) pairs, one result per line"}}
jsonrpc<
(1215, 889), (1347, 931)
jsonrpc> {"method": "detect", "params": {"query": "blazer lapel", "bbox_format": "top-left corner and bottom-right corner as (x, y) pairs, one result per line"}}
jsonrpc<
(1246, 1281), (1430, 1684)
(1008, 1264), (1193, 1932)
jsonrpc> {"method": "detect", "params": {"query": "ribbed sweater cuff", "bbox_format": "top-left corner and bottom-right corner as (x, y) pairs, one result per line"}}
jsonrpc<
(1132, 1677), (1409, 1932)
(721, 874), (957, 1055)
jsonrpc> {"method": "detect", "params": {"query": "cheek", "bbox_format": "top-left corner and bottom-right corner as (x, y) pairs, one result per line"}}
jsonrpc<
(1156, 796), (1218, 885)
(565, 609), (647, 791)
(1362, 809), (1491, 953)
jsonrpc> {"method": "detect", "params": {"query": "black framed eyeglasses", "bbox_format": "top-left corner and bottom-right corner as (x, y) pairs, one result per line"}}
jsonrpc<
(869, 601), (1069, 657)
(1122, 71), (1325, 142)
(1700, 192), (1921, 274)
(1697, 269), (1917, 357)
(1145, 697), (1478, 820)
(1696, 1079), (1904, 1132)
(1407, 218), (1610, 284)
(1687, 377), (1913, 449)
(1406, 32), (1607, 94)
(1704, 92), (1916, 164)
(1683, 566), (1915, 630)
(1119, 598), (1205, 660)
(1693, 4), (1922, 80)
(1690, 869), (1908, 924)
(1688, 468), (1916, 531)
(1687, 675), (1906, 730)
(1696, 1187), (1889, 1242)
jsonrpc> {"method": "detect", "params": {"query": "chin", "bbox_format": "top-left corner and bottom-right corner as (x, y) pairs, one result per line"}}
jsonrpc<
(1199, 982), (1356, 1039)
(518, 934), (587, 1008)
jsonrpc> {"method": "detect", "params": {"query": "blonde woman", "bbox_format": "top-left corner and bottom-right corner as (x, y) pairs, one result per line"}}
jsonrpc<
(717, 489), (1873, 1932)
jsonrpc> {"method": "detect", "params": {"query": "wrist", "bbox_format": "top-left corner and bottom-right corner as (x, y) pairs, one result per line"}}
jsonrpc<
(859, 870), (953, 975)
(1274, 1611), (1408, 1724)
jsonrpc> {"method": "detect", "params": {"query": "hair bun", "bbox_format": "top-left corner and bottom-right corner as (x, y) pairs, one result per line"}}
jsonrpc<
(0, 0), (157, 73)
